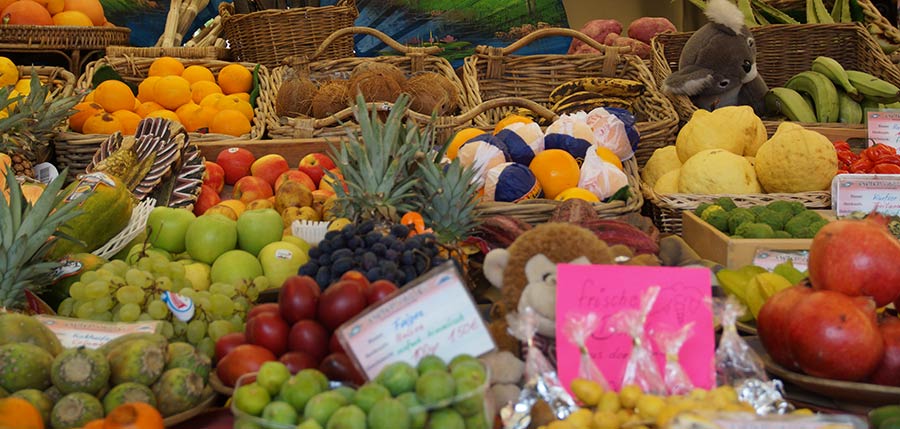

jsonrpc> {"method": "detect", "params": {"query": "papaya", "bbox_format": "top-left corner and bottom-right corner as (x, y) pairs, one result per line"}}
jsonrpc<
(47, 172), (134, 260)
(0, 313), (63, 355)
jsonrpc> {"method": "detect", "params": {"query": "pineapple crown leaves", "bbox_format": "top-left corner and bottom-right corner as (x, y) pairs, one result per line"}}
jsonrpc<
(0, 168), (87, 308)
(414, 156), (481, 244)
(0, 70), (82, 140)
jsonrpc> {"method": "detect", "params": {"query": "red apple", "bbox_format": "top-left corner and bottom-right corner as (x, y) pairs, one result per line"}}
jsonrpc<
(787, 290), (885, 381)
(329, 332), (346, 355)
(246, 311), (290, 356)
(251, 154), (290, 188)
(193, 184), (221, 216)
(279, 275), (320, 324)
(203, 161), (226, 193)
(298, 153), (336, 186)
(217, 147), (256, 185)
(287, 319), (329, 362)
(214, 332), (247, 363)
(317, 280), (367, 331)
(340, 271), (370, 294)
(233, 175), (274, 204)
(248, 303), (281, 320)
(279, 351), (319, 374)
(757, 285), (812, 371)
(869, 317), (900, 386)
(809, 218), (900, 307)
(275, 169), (316, 193)
(367, 279), (398, 305)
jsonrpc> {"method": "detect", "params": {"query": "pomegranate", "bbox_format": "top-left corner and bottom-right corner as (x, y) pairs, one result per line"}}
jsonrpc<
(787, 290), (884, 381)
(757, 285), (812, 370)
(869, 317), (900, 387)
(808, 218), (900, 307)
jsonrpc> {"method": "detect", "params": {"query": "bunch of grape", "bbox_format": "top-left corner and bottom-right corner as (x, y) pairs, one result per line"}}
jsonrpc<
(297, 220), (447, 288)
(57, 251), (264, 357)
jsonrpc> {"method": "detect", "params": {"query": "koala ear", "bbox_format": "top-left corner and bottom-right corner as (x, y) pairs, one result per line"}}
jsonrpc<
(484, 249), (511, 289)
(663, 65), (714, 97)
(570, 256), (591, 265)
(524, 254), (556, 284)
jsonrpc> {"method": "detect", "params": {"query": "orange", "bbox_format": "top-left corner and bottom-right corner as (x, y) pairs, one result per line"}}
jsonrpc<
(112, 109), (141, 135)
(134, 101), (163, 118)
(217, 64), (252, 95)
(231, 92), (250, 102)
(137, 76), (161, 103)
(146, 109), (180, 123)
(178, 104), (216, 132)
(69, 101), (103, 132)
(199, 92), (225, 109)
(0, 397), (43, 429)
(104, 402), (164, 429)
(217, 199), (246, 217)
(493, 114), (533, 134)
(47, 0), (64, 14)
(93, 80), (135, 113)
(555, 187), (600, 203)
(82, 89), (94, 102)
(214, 94), (253, 121)
(153, 75), (191, 110)
(190, 80), (222, 104)
(175, 101), (198, 117)
(62, 0), (104, 25)
(0, 0), (18, 17)
(2, 0), (53, 25)
(209, 109), (251, 137)
(529, 149), (581, 199)
(133, 97), (141, 111)
(148, 56), (184, 77)
(52, 9), (92, 26)
(594, 146), (623, 171)
(83, 112), (123, 134)
(446, 127), (483, 160)
(181, 65), (215, 84)
(82, 419), (105, 429)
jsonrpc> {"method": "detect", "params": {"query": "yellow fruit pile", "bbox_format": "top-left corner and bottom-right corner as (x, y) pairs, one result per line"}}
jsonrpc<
(70, 57), (255, 137)
(0, 56), (53, 119)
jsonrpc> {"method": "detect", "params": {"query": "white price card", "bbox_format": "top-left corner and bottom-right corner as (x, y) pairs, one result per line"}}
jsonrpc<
(831, 174), (900, 217)
(35, 315), (161, 349)
(752, 249), (809, 272)
(337, 262), (496, 380)
(867, 109), (900, 151)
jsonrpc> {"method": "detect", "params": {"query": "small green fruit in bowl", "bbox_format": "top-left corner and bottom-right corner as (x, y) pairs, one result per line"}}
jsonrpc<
(304, 391), (348, 426)
(262, 401), (299, 426)
(256, 361), (291, 396)
(416, 355), (447, 376)
(352, 382), (390, 413)
(368, 398), (411, 429)
(325, 404), (366, 429)
(233, 381), (271, 416)
(376, 362), (418, 396)
(279, 370), (324, 411)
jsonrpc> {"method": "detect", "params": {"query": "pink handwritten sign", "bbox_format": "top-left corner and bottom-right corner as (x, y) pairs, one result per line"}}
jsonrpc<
(555, 265), (715, 392)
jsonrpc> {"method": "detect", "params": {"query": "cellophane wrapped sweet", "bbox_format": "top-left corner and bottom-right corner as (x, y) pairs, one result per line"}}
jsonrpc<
(714, 295), (767, 385)
(607, 286), (665, 394)
(652, 322), (695, 395)
(563, 312), (611, 391)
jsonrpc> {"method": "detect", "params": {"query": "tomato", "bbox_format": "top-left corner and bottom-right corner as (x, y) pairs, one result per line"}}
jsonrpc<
(215, 344), (277, 387)
(874, 163), (900, 174)
(279, 351), (319, 374)
(287, 319), (329, 362)
(246, 312), (290, 356)
(214, 332), (247, 363)
(329, 332), (346, 355)
(248, 303), (281, 320)
(317, 280), (368, 331)
(366, 280), (399, 305)
(319, 353), (365, 386)
(279, 275), (320, 324)
(340, 271), (370, 294)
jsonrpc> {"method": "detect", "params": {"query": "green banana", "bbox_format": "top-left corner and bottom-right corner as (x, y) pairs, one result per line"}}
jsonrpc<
(861, 98), (885, 111)
(811, 56), (859, 98)
(831, 0), (851, 23)
(765, 88), (817, 123)
(785, 71), (840, 122)
(846, 70), (900, 103)
(837, 90), (863, 124)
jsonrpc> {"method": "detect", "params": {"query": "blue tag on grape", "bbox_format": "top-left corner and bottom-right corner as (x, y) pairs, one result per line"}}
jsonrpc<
(161, 291), (195, 322)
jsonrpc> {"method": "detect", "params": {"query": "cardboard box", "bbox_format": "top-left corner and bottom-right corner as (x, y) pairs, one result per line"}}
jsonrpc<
(681, 210), (833, 269)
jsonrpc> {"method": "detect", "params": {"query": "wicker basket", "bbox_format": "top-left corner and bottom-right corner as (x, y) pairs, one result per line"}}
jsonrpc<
(262, 26), (467, 140)
(651, 23), (900, 133)
(763, 0), (900, 45)
(0, 25), (130, 49)
(461, 27), (679, 168)
(54, 56), (268, 181)
(106, 46), (230, 61)
(219, 0), (357, 69)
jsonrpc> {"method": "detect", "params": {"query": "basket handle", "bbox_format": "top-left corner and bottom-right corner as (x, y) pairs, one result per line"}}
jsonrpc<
(312, 26), (443, 61)
(485, 27), (627, 56)
(427, 97), (558, 127)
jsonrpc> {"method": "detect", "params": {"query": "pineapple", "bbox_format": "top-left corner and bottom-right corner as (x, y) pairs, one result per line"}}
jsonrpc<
(0, 168), (86, 310)
(416, 154), (480, 244)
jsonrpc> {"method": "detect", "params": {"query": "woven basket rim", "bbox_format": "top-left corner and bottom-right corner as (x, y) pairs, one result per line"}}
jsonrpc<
(0, 25), (130, 49)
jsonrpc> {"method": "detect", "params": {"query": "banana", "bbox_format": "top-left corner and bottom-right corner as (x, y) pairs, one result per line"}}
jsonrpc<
(551, 91), (607, 110)
(765, 87), (818, 123)
(811, 56), (859, 98)
(785, 71), (840, 122)
(554, 97), (633, 115)
(548, 77), (644, 103)
(861, 99), (885, 111)
(846, 70), (900, 103)
(837, 90), (863, 124)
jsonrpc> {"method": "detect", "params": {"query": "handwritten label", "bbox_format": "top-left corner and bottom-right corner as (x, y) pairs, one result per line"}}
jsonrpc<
(831, 174), (900, 216)
(337, 262), (495, 380)
(753, 249), (809, 272)
(556, 265), (715, 391)
(867, 109), (900, 151)
(35, 315), (161, 349)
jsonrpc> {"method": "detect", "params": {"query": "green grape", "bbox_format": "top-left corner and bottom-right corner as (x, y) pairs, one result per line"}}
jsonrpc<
(246, 285), (259, 301)
(57, 297), (75, 316)
(168, 263), (186, 280)
(178, 288), (196, 299)
(186, 319), (207, 344)
(84, 281), (109, 300)
(156, 276), (173, 291)
(138, 313), (153, 321)
(159, 321), (174, 339)
(208, 283), (222, 295)
(229, 314), (244, 333)
(210, 294), (234, 318)
(218, 283), (236, 298)
(93, 296), (114, 312)
(118, 303), (141, 322)
(104, 260), (129, 277)
(108, 275), (126, 289)
(208, 320), (233, 342)
(96, 270), (114, 282)
(147, 300), (169, 320)
(115, 285), (146, 305)
(136, 257), (154, 272)
(251, 276), (270, 291)
(151, 259), (170, 276)
(196, 337), (215, 359)
(234, 281), (248, 294)
(125, 269), (152, 289)
(173, 320), (188, 338)
(233, 296), (249, 312)
(195, 297), (211, 310)
(90, 311), (113, 322)
(75, 301), (94, 319)
(171, 278), (190, 292)
(196, 290), (211, 300)
(68, 282), (86, 301)
(80, 270), (99, 284)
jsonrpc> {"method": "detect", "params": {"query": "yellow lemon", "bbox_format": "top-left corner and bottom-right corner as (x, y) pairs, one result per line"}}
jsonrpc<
(0, 57), (17, 87)
(555, 187), (600, 203)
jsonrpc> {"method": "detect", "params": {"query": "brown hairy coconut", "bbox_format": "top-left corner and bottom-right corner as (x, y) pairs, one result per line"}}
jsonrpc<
(311, 80), (350, 119)
(403, 72), (460, 115)
(275, 75), (318, 117)
(347, 70), (403, 103)
(349, 62), (407, 86)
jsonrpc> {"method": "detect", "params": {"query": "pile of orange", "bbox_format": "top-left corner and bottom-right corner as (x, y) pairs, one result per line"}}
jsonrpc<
(70, 57), (255, 137)
(0, 0), (110, 27)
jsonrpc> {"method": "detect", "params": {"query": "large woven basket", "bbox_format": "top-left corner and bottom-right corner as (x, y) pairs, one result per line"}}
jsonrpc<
(763, 0), (900, 45)
(54, 57), (268, 182)
(0, 25), (130, 49)
(461, 27), (679, 168)
(220, 0), (357, 69)
(651, 23), (900, 133)
(262, 26), (467, 140)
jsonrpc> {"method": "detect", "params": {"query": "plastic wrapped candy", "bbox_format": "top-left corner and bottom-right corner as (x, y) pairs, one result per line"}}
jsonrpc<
(578, 148), (629, 200)
(607, 286), (666, 394)
(652, 322), (695, 395)
(483, 162), (543, 202)
(495, 121), (545, 165)
(601, 107), (640, 150)
(544, 113), (596, 165)
(456, 133), (510, 185)
(563, 312), (611, 391)
(714, 295), (768, 386)
(584, 107), (633, 161)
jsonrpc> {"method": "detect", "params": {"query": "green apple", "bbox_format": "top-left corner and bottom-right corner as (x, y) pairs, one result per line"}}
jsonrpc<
(237, 209), (284, 256)
(282, 235), (311, 254)
(147, 206), (196, 253)
(185, 214), (238, 264)
(258, 241), (309, 288)
(125, 244), (172, 265)
(184, 262), (211, 291)
(211, 249), (263, 284)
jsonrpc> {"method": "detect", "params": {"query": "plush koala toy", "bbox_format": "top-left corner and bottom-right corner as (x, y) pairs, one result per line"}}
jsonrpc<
(662, 0), (768, 115)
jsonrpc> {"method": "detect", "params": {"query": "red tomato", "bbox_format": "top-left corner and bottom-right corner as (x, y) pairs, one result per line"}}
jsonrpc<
(317, 280), (367, 331)
(214, 332), (247, 363)
(319, 353), (365, 386)
(366, 280), (399, 305)
(279, 351), (319, 374)
(340, 271), (370, 295)
(216, 344), (277, 387)
(329, 332), (346, 355)
(287, 319), (329, 362)
(279, 276), (320, 324)
(248, 303), (280, 320)
(246, 312), (290, 356)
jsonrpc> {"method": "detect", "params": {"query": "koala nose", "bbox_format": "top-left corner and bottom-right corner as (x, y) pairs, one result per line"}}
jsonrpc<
(743, 60), (752, 73)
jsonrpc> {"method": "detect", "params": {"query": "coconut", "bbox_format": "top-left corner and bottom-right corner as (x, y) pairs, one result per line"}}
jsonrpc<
(350, 62), (407, 85)
(275, 76), (318, 117)
(311, 80), (350, 119)
(347, 70), (403, 103)
(404, 73), (459, 115)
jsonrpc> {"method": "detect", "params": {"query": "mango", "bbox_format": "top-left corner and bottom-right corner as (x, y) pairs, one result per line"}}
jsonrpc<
(51, 347), (109, 395)
(152, 368), (205, 416)
(0, 313), (63, 355)
(102, 382), (156, 414)
(0, 343), (53, 391)
(50, 392), (104, 429)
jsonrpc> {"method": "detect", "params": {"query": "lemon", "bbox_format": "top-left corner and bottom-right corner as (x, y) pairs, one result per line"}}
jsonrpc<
(0, 57), (17, 87)
(328, 218), (352, 231)
(596, 391), (621, 413)
(565, 408), (593, 429)
(635, 394), (666, 420)
(618, 384), (642, 409)
(554, 187), (600, 203)
(592, 410), (620, 429)
(570, 378), (603, 406)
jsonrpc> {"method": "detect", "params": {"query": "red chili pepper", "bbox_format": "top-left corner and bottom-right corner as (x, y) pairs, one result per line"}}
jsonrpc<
(836, 151), (858, 167)
(865, 144), (898, 159)
(833, 141), (851, 151)
(850, 158), (874, 173)
(873, 154), (900, 166)
(873, 163), (900, 174)
(837, 169), (850, 175)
